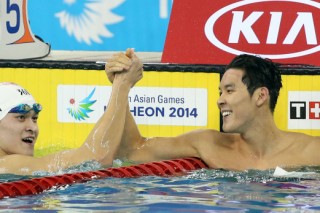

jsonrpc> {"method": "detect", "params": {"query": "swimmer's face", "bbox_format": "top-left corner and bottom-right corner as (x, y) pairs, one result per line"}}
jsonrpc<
(218, 69), (258, 133)
(0, 111), (39, 156)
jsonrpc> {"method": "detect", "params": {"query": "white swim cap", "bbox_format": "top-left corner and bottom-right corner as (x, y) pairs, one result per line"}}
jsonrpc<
(0, 82), (36, 120)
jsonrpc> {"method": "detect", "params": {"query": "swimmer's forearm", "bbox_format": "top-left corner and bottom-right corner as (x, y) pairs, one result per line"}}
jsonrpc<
(115, 104), (143, 159)
(78, 81), (130, 166)
(40, 81), (130, 172)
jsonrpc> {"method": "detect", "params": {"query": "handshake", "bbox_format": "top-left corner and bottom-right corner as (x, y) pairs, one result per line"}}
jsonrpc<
(104, 48), (144, 87)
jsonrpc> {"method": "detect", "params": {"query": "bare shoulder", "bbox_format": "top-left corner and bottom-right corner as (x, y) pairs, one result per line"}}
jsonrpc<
(303, 133), (320, 146)
(294, 133), (320, 164)
(183, 129), (227, 143)
(185, 129), (238, 150)
(285, 131), (320, 144)
(283, 131), (320, 162)
(184, 130), (240, 168)
(186, 128), (220, 138)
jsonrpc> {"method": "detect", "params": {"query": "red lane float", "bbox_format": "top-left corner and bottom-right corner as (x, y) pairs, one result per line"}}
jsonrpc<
(0, 157), (208, 199)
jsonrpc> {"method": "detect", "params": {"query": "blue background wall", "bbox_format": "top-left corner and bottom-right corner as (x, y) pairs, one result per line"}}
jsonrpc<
(28, 0), (172, 52)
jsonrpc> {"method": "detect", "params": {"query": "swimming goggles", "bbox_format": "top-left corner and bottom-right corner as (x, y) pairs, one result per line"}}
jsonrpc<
(9, 103), (42, 114)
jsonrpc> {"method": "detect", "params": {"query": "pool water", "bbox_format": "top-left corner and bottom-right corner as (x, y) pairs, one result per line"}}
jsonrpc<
(0, 167), (320, 212)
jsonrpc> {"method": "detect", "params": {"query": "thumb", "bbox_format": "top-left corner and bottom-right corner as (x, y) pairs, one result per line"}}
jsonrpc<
(125, 48), (134, 58)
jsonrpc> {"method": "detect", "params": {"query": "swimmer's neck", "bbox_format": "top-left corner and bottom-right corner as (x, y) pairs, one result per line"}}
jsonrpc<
(239, 122), (283, 158)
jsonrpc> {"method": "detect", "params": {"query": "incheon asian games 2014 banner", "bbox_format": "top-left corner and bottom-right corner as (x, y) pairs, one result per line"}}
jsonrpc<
(28, 0), (172, 51)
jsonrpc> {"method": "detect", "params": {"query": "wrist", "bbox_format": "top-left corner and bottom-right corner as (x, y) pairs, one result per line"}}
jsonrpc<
(112, 80), (132, 92)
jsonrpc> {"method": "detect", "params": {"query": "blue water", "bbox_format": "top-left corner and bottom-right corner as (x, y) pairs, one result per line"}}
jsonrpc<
(0, 166), (320, 212)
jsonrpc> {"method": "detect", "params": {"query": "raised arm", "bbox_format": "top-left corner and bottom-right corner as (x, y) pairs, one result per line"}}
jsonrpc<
(103, 49), (219, 164)
(104, 48), (145, 159)
(0, 51), (143, 175)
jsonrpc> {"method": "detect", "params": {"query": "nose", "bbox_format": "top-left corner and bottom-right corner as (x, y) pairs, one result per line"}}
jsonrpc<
(217, 93), (225, 108)
(25, 118), (38, 133)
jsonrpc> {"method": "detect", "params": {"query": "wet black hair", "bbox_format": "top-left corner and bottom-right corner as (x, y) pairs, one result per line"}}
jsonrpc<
(225, 54), (282, 112)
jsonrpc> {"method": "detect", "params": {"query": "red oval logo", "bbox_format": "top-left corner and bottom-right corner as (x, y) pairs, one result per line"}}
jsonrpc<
(205, 0), (320, 59)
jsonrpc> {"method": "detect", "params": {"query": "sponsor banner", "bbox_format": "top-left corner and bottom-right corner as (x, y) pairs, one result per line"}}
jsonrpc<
(162, 0), (320, 65)
(1, 66), (319, 154)
(288, 91), (320, 129)
(129, 87), (207, 126)
(274, 75), (320, 135)
(58, 85), (207, 126)
(0, 67), (219, 153)
(28, 0), (172, 51)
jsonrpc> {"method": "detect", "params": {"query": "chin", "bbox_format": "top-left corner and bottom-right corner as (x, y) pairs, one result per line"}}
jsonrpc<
(222, 126), (237, 133)
(222, 125), (230, 132)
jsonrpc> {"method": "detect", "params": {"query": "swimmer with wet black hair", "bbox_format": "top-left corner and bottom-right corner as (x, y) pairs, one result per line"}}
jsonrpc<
(107, 52), (320, 170)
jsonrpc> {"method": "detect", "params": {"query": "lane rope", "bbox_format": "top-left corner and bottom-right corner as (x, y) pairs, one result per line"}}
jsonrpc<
(0, 157), (208, 199)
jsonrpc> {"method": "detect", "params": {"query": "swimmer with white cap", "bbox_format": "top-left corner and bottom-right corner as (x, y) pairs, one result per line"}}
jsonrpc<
(0, 82), (42, 120)
(0, 82), (42, 157)
(0, 48), (143, 174)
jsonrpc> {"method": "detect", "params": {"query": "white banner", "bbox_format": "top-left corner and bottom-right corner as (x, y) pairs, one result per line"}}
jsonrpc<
(57, 85), (207, 126)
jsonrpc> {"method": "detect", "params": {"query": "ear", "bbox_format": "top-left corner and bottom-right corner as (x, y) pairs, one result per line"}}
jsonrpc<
(256, 87), (269, 107)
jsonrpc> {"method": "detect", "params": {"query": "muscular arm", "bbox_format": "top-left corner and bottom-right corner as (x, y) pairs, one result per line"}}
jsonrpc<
(114, 104), (144, 159)
(126, 129), (218, 163)
(114, 101), (201, 162)
(0, 51), (142, 175)
(104, 48), (145, 160)
(113, 100), (202, 162)
(0, 81), (131, 174)
(104, 49), (218, 164)
(65, 78), (134, 166)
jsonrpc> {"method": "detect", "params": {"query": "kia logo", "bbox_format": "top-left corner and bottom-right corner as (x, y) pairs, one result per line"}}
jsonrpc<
(204, 0), (320, 59)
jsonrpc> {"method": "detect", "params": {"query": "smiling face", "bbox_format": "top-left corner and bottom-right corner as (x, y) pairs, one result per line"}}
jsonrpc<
(218, 68), (258, 133)
(0, 111), (39, 156)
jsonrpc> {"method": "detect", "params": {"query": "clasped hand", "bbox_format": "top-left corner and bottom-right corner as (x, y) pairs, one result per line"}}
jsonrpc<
(105, 48), (143, 87)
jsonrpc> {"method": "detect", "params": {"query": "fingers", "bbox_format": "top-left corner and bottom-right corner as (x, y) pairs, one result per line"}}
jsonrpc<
(106, 72), (115, 83)
(105, 65), (125, 73)
(105, 51), (132, 83)
(131, 53), (144, 72)
(105, 49), (138, 73)
(125, 48), (134, 58)
(104, 49), (143, 86)
(106, 52), (131, 72)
